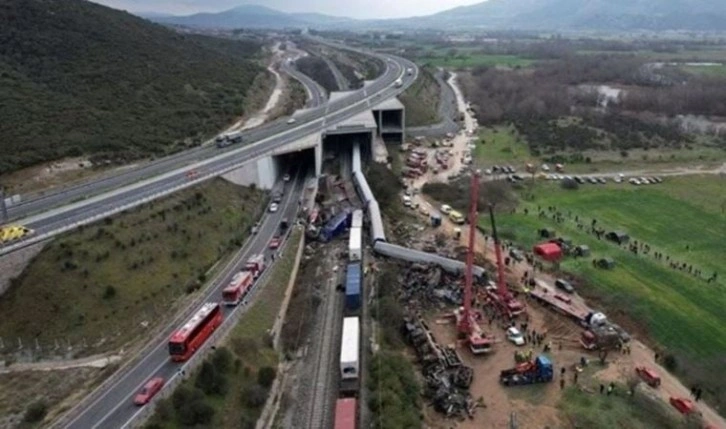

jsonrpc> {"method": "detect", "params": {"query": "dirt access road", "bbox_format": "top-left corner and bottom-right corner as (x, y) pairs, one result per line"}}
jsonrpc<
(402, 74), (726, 428)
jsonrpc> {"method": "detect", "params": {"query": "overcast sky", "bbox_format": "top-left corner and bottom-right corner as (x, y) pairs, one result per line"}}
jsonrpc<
(90, 0), (484, 19)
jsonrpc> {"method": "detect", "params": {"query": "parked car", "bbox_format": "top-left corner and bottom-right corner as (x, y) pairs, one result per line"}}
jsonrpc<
(555, 279), (575, 294)
(134, 377), (165, 406)
(440, 204), (453, 214)
(635, 366), (661, 387)
(506, 327), (525, 346)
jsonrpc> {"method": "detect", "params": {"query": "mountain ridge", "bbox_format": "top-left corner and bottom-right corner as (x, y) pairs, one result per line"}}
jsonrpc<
(149, 0), (726, 32)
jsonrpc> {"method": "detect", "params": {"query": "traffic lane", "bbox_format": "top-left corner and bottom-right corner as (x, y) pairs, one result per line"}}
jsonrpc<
(22, 120), (321, 233)
(68, 175), (304, 429)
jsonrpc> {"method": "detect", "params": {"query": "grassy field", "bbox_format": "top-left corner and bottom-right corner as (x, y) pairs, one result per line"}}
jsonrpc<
(399, 66), (441, 127)
(488, 175), (726, 408)
(0, 180), (265, 356)
(475, 125), (532, 165)
(145, 229), (302, 429)
(559, 385), (700, 429)
(681, 64), (726, 77)
(418, 53), (534, 68)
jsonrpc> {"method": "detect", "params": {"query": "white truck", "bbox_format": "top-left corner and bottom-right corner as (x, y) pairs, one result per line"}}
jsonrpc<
(349, 227), (362, 262)
(340, 317), (360, 381)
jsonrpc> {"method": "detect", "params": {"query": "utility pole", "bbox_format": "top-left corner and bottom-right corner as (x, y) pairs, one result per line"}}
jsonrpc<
(0, 187), (7, 223)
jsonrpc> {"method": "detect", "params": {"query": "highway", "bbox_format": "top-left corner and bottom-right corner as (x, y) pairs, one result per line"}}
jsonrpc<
(281, 57), (328, 108)
(60, 169), (307, 429)
(2, 53), (418, 256)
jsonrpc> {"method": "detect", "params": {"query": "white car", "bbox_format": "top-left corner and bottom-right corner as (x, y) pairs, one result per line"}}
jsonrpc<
(286, 118), (296, 125)
(269, 202), (279, 213)
(506, 327), (525, 346)
(630, 178), (641, 185)
(283, 174), (291, 182)
(440, 204), (453, 214)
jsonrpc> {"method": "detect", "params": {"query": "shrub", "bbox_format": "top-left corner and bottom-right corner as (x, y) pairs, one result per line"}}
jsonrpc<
(212, 347), (233, 373)
(102, 285), (117, 299)
(257, 366), (277, 388)
(24, 401), (47, 423)
(242, 384), (268, 408)
(561, 178), (579, 190)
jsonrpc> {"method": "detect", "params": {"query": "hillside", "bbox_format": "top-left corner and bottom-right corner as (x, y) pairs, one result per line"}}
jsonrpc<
(0, 0), (264, 175)
(406, 0), (726, 31)
(152, 5), (353, 29)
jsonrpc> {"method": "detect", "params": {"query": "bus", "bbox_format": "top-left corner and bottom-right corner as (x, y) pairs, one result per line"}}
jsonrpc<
(222, 271), (254, 306)
(168, 302), (223, 362)
(448, 210), (465, 225)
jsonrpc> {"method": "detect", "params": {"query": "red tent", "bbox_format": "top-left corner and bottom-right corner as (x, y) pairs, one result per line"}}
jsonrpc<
(533, 242), (562, 262)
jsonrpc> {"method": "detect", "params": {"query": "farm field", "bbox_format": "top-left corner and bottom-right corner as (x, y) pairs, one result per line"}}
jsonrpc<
(0, 179), (265, 356)
(418, 53), (534, 68)
(487, 175), (726, 409)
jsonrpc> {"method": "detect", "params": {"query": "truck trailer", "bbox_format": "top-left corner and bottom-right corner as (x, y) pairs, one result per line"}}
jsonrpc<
(345, 263), (362, 311)
(500, 355), (553, 386)
(340, 317), (360, 394)
(349, 227), (362, 262)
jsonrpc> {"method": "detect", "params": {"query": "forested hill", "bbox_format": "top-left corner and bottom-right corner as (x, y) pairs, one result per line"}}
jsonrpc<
(0, 0), (264, 175)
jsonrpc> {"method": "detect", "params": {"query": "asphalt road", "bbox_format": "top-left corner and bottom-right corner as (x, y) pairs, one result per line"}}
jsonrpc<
(281, 59), (328, 108)
(5, 52), (409, 224)
(1, 54), (418, 256)
(62, 170), (306, 429)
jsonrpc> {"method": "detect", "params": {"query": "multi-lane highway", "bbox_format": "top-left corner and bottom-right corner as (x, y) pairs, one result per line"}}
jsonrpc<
(281, 57), (328, 108)
(2, 52), (417, 256)
(60, 170), (307, 429)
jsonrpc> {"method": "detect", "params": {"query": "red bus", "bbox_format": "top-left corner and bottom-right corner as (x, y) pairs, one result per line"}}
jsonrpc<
(168, 302), (223, 362)
(222, 271), (254, 306)
(334, 398), (357, 429)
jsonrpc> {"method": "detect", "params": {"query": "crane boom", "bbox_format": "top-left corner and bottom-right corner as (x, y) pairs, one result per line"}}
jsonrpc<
(459, 170), (480, 334)
(488, 205), (507, 301)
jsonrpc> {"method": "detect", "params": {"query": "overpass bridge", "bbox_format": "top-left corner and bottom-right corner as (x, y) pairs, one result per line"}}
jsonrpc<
(0, 48), (417, 257)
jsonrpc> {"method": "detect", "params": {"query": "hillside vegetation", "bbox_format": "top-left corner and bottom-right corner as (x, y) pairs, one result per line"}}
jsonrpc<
(0, 179), (265, 356)
(0, 0), (264, 175)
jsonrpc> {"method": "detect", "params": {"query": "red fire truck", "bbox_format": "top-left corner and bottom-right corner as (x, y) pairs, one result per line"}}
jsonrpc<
(168, 302), (223, 362)
(222, 271), (254, 306)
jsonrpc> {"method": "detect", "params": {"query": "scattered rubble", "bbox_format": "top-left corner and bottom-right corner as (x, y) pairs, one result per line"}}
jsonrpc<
(402, 315), (481, 420)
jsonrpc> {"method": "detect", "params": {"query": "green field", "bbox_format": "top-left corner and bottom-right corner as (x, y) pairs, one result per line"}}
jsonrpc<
(418, 53), (534, 68)
(146, 229), (302, 429)
(681, 64), (726, 77)
(0, 180), (265, 356)
(475, 125), (532, 164)
(487, 175), (726, 407)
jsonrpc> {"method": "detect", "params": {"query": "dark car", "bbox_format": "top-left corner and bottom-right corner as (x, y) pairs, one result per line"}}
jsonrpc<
(272, 192), (283, 203)
(555, 279), (575, 294)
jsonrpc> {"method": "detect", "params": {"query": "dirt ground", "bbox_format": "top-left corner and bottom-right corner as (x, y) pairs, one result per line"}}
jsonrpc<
(399, 74), (726, 429)
(0, 157), (105, 195)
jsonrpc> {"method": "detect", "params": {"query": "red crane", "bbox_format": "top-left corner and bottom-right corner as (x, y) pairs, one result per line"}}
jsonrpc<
(486, 205), (526, 319)
(455, 170), (493, 354)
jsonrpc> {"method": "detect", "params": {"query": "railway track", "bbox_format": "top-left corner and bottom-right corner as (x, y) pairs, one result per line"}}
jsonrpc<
(306, 268), (342, 429)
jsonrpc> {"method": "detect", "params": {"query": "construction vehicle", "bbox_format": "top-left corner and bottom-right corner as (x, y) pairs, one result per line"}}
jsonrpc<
(500, 355), (554, 386)
(454, 170), (495, 355)
(485, 205), (526, 319)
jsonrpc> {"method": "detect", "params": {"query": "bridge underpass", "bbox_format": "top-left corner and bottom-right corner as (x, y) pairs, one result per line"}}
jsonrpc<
(223, 92), (405, 189)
